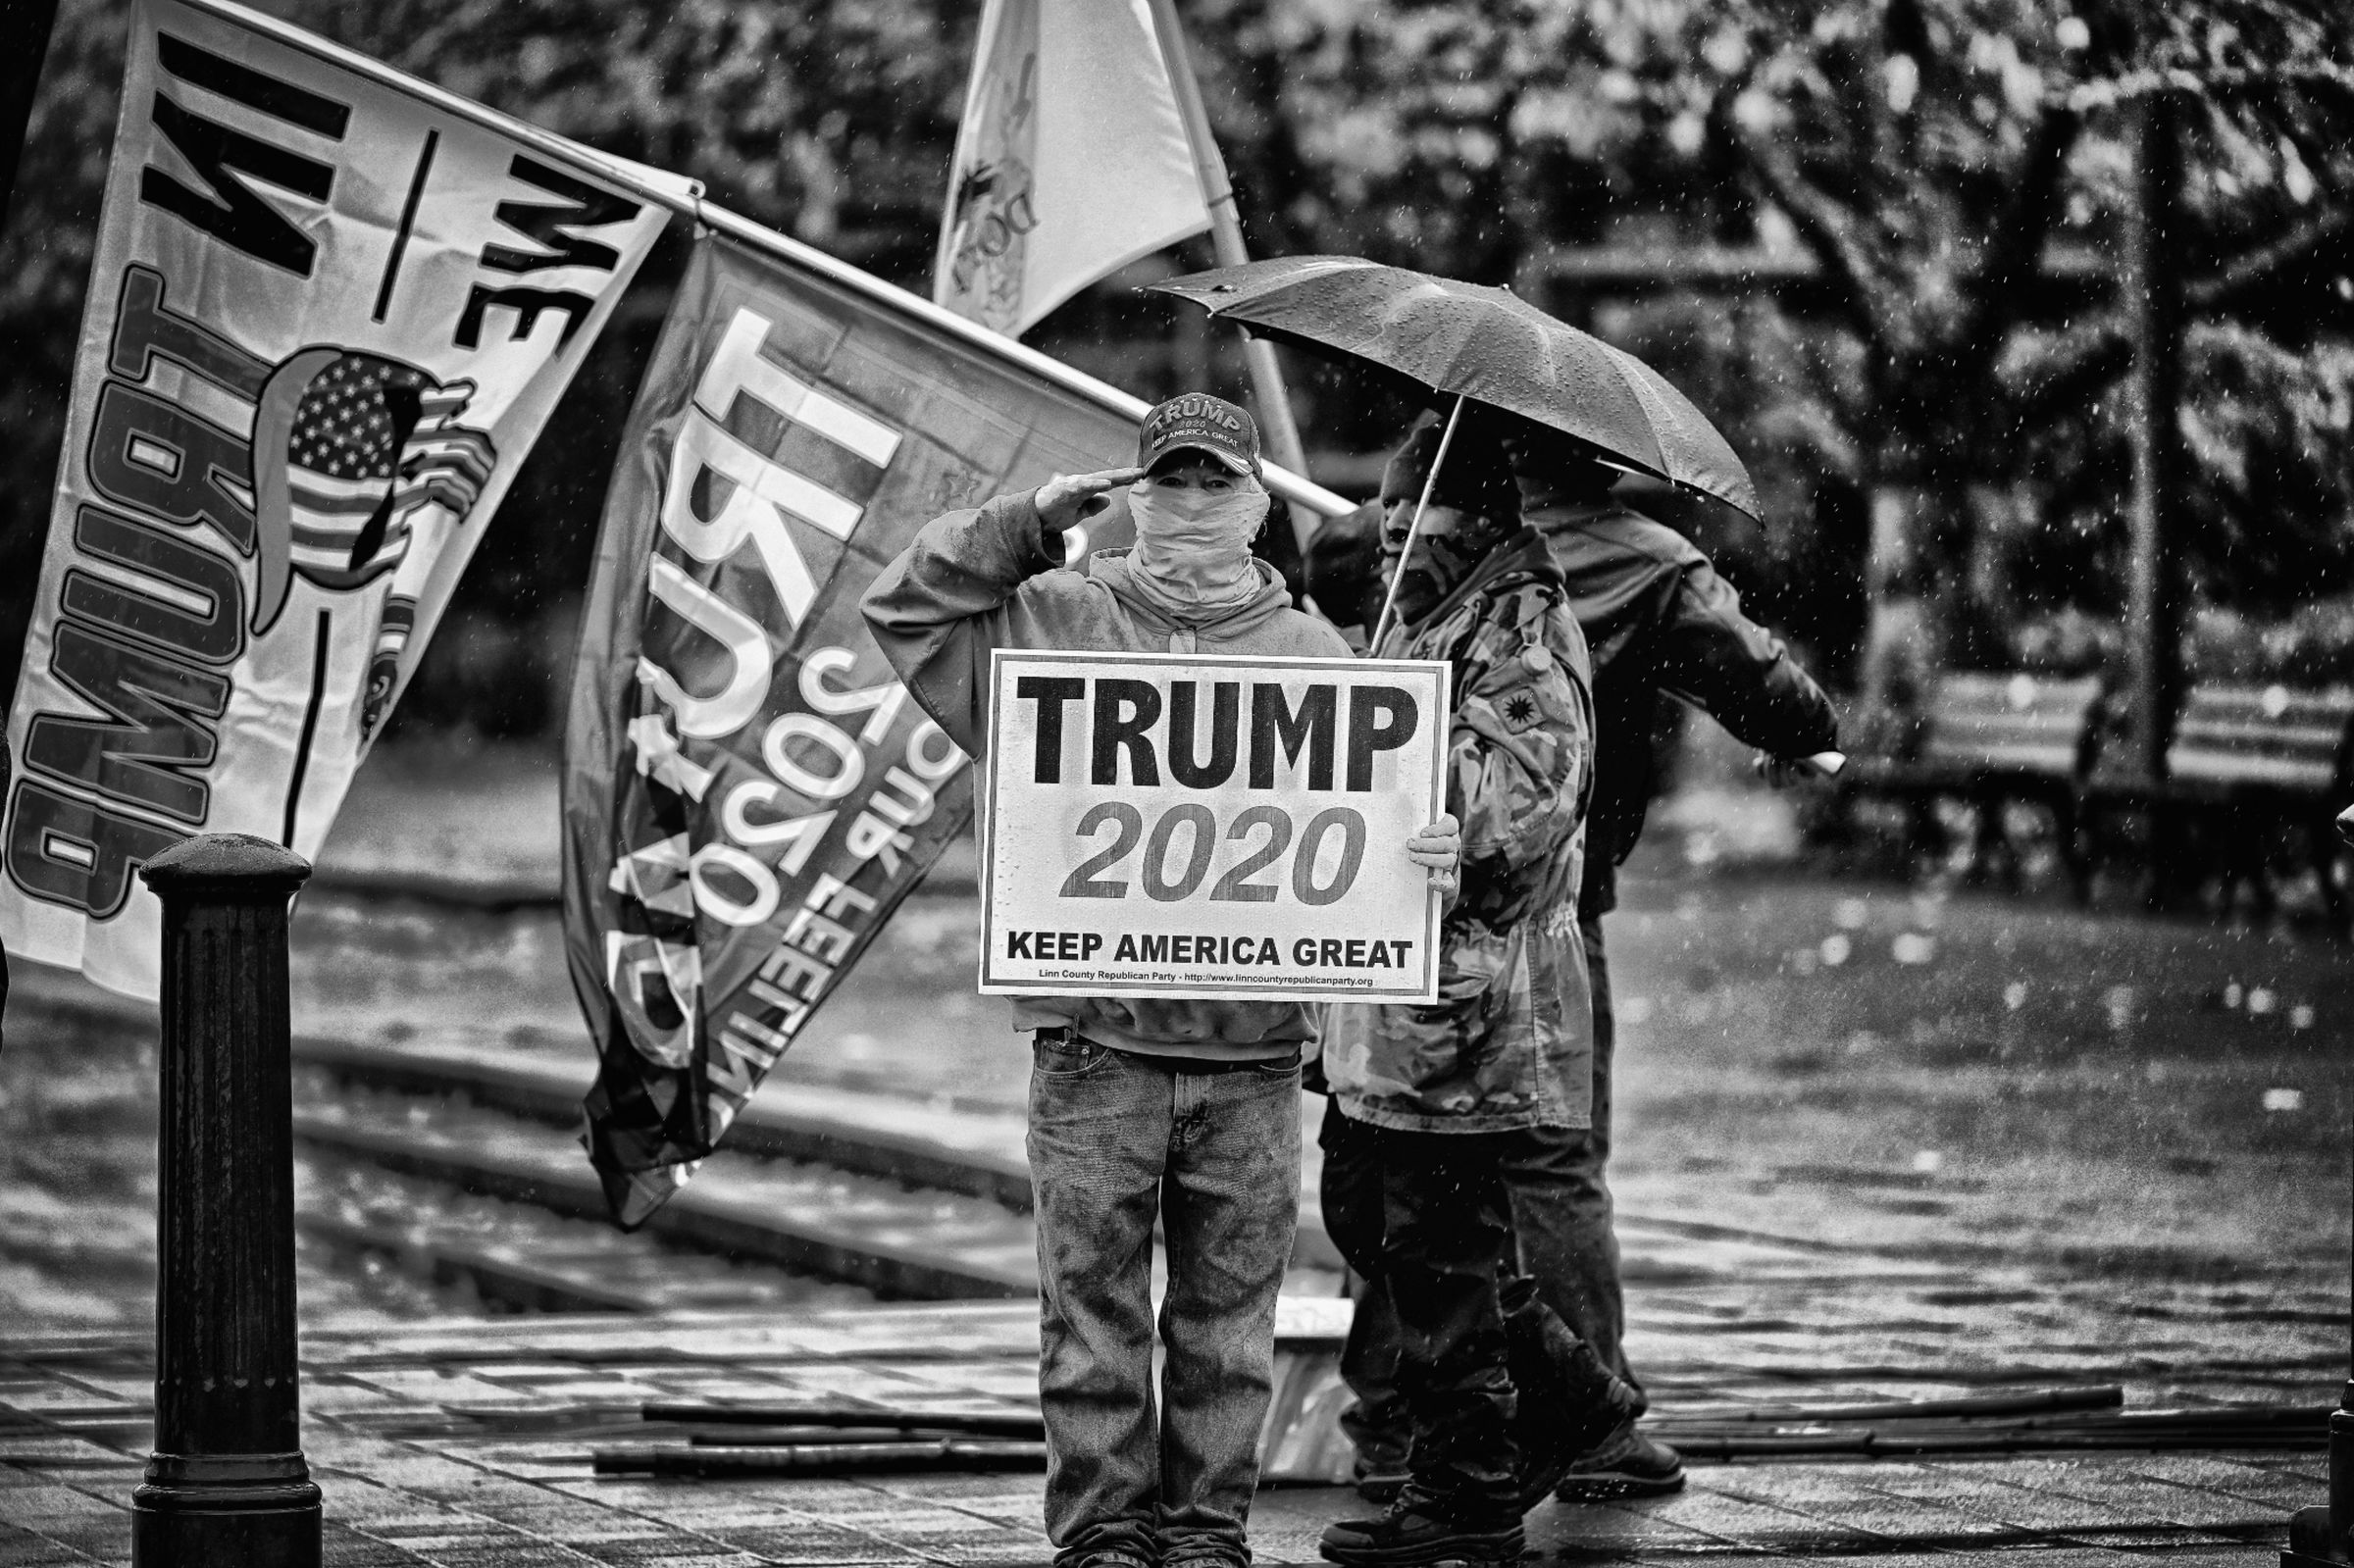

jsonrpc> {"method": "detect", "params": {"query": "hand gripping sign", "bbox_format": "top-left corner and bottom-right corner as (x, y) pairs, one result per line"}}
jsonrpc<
(980, 650), (1449, 1002)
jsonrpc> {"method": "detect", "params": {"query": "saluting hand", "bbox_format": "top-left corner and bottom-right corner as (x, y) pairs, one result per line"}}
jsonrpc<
(1407, 813), (1462, 900)
(1036, 468), (1146, 533)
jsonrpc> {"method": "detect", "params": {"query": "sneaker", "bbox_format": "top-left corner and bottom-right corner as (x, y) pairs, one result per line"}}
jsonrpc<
(1318, 1500), (1525, 1567)
(1551, 1423), (1685, 1500)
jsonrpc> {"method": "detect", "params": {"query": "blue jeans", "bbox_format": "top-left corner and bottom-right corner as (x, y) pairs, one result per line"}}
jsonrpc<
(1028, 1037), (1303, 1568)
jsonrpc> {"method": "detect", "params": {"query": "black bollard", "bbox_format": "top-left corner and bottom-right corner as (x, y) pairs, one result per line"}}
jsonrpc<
(2282, 1356), (2354, 1563)
(133, 834), (320, 1568)
(2287, 811), (2354, 1568)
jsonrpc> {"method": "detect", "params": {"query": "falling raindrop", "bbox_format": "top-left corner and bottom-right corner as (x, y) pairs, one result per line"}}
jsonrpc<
(2264, 1087), (2305, 1113)
(1820, 934), (1852, 966)
(2003, 982), (2027, 1011)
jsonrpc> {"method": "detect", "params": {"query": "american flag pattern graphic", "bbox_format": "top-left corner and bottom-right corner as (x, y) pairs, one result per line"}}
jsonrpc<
(283, 353), (466, 591)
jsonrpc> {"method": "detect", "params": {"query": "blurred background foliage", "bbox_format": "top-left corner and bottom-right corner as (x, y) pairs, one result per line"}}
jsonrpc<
(4, 0), (2352, 733)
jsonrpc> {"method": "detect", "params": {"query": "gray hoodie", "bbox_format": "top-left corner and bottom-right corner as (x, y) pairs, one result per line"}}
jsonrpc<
(861, 488), (1354, 1062)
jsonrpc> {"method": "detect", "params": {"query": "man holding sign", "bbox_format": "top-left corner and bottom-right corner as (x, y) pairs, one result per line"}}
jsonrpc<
(862, 394), (1458, 1568)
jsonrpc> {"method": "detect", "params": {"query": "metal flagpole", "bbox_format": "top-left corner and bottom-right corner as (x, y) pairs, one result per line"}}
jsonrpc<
(1142, 0), (1314, 494)
(2285, 811), (2354, 1568)
(1368, 393), (1467, 652)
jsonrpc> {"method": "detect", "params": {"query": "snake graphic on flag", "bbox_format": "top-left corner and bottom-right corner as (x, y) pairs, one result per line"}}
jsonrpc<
(248, 347), (498, 736)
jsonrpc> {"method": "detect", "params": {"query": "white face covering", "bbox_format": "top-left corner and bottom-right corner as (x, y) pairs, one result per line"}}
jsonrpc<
(1127, 475), (1271, 608)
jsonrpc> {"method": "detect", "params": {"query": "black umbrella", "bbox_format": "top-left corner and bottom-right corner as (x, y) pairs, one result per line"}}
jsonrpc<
(1154, 255), (1761, 643)
(1151, 255), (1761, 521)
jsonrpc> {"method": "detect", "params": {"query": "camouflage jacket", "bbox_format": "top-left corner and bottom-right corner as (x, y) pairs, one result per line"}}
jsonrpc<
(1320, 531), (1599, 1133)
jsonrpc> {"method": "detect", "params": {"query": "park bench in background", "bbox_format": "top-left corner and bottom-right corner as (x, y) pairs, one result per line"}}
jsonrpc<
(1842, 672), (2107, 897)
(2152, 683), (2354, 924)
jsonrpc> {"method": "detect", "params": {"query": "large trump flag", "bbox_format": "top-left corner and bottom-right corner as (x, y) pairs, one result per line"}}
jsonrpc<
(2, 0), (672, 997)
(566, 228), (1351, 1224)
(568, 232), (1144, 1223)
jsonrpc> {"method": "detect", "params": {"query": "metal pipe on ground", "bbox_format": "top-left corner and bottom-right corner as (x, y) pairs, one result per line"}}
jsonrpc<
(1663, 1386), (2124, 1425)
(1659, 1403), (2332, 1460)
(613, 1392), (2327, 1481)
(132, 835), (321, 1568)
(596, 1441), (1049, 1478)
(606, 1408), (2328, 1481)
(684, 1428), (968, 1447)
(641, 1401), (1044, 1439)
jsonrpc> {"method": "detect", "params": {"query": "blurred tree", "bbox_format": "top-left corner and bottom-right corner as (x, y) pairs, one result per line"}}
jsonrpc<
(0, 2), (128, 715)
(0, 1), (61, 224)
(1701, 0), (2354, 693)
(6, 0), (2353, 730)
(1185, 0), (2354, 684)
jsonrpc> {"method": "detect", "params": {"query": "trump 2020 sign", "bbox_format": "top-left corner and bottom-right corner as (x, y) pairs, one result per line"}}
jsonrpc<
(979, 650), (1448, 1003)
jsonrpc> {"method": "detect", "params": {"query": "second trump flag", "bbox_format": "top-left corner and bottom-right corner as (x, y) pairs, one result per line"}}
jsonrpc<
(566, 232), (1160, 1223)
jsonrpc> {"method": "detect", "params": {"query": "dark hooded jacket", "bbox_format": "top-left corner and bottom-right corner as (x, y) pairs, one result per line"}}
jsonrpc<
(1370, 416), (1839, 916)
(1527, 499), (1838, 914)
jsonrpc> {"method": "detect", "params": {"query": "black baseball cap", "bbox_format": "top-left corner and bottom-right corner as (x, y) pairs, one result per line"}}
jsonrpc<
(1137, 392), (1262, 478)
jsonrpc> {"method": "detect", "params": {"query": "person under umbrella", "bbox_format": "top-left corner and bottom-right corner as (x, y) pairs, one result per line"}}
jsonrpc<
(1154, 256), (1839, 1507)
(1315, 415), (1637, 1568)
(1327, 406), (1841, 1504)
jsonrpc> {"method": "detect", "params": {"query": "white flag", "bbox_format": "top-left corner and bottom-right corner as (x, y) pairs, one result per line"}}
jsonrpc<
(0, 0), (677, 998)
(934, 0), (1211, 337)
